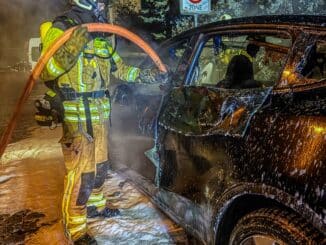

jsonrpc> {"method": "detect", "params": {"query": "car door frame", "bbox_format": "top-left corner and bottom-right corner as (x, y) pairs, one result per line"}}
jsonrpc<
(155, 25), (300, 243)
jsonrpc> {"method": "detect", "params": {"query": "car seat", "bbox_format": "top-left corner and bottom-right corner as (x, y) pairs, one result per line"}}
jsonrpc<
(217, 54), (261, 89)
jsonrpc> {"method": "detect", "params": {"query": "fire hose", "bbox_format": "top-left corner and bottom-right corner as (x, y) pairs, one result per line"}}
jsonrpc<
(0, 23), (167, 158)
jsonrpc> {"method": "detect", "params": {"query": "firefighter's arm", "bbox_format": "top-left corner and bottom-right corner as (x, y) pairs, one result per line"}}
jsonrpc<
(110, 49), (140, 82)
(110, 45), (169, 84)
(40, 23), (89, 81)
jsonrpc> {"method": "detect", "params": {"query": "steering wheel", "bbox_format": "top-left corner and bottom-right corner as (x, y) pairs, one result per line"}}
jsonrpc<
(0, 23), (167, 157)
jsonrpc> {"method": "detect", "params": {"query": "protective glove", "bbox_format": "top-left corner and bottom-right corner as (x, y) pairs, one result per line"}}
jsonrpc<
(34, 91), (63, 128)
(137, 68), (169, 84)
(54, 26), (90, 71)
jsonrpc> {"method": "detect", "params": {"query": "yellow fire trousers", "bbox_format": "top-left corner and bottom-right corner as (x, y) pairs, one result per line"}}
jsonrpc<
(61, 122), (109, 241)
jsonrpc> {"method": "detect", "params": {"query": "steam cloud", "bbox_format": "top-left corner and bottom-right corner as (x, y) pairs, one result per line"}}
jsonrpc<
(0, 0), (67, 66)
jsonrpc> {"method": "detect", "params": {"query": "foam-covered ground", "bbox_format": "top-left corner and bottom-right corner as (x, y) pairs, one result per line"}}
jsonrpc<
(0, 127), (186, 244)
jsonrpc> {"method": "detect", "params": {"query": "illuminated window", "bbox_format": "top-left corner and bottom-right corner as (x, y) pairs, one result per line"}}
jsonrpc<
(192, 33), (291, 89)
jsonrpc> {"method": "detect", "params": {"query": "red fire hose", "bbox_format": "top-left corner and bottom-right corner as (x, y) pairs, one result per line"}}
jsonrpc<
(0, 23), (167, 157)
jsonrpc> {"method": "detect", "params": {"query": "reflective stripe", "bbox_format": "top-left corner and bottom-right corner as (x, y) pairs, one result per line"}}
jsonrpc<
(62, 170), (76, 239)
(102, 101), (111, 108)
(46, 89), (56, 97)
(88, 193), (104, 202)
(77, 55), (85, 93)
(46, 57), (65, 77)
(69, 223), (87, 236)
(63, 103), (104, 110)
(87, 198), (106, 208)
(112, 53), (121, 63)
(95, 49), (110, 57)
(64, 107), (110, 113)
(79, 104), (108, 110)
(63, 105), (78, 111)
(64, 115), (101, 121)
(127, 67), (140, 82)
(64, 118), (109, 124)
(103, 111), (110, 117)
(35, 114), (52, 121)
(64, 107), (103, 113)
(69, 215), (87, 225)
(63, 99), (111, 123)
(63, 102), (111, 112)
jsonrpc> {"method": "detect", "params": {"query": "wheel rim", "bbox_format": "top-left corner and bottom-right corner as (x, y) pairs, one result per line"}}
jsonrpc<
(240, 235), (286, 245)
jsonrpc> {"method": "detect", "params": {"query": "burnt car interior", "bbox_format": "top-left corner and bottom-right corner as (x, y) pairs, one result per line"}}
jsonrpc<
(160, 32), (294, 139)
(301, 40), (326, 81)
(192, 33), (291, 89)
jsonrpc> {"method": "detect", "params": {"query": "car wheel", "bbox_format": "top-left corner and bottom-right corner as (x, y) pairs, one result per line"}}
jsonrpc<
(228, 208), (324, 245)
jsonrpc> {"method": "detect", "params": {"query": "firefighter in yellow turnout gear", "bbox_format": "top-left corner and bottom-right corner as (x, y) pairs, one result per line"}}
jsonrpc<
(39, 0), (165, 244)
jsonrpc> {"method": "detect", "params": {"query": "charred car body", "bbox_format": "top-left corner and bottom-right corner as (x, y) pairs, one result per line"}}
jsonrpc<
(111, 16), (326, 244)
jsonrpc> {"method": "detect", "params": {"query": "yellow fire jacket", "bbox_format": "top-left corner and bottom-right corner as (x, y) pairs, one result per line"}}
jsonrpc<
(40, 23), (140, 132)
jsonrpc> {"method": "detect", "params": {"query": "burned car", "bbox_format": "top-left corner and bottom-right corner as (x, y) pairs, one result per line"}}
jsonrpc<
(111, 15), (326, 244)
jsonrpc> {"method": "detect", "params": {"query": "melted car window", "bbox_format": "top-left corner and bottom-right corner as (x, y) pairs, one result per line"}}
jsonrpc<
(300, 40), (326, 81)
(162, 41), (189, 73)
(159, 86), (272, 137)
(160, 38), (195, 86)
(193, 34), (291, 89)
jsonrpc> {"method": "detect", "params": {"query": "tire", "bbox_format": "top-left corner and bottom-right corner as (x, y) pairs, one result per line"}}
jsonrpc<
(228, 208), (325, 245)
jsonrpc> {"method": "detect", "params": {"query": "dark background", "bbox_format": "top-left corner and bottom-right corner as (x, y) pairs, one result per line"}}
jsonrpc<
(0, 0), (67, 67)
(0, 0), (325, 67)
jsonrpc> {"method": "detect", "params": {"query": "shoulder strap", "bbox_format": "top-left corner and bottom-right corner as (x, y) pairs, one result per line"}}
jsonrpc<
(52, 15), (79, 30)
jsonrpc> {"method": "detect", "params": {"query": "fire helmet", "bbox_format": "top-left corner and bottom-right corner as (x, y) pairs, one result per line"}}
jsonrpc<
(71, 0), (97, 10)
(71, 0), (109, 11)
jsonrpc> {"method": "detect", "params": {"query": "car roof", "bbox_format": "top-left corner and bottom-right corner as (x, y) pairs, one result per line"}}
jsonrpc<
(202, 15), (326, 28)
(164, 15), (326, 43)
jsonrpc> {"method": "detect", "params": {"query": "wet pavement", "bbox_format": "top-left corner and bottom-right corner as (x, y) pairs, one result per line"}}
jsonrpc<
(0, 126), (187, 244)
(0, 71), (187, 244)
(0, 210), (46, 244)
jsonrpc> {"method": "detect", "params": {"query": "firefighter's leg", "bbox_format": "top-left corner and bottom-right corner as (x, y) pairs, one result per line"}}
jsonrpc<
(86, 123), (108, 211)
(87, 122), (120, 217)
(61, 132), (95, 241)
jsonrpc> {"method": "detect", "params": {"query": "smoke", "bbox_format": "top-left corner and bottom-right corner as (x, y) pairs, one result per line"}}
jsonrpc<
(0, 0), (67, 66)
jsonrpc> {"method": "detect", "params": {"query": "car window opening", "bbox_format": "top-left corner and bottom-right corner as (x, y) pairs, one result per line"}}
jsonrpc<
(300, 40), (326, 81)
(193, 33), (291, 89)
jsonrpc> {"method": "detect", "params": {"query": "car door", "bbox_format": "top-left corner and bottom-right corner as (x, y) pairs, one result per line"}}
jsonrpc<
(252, 32), (326, 221)
(110, 34), (199, 182)
(156, 29), (292, 221)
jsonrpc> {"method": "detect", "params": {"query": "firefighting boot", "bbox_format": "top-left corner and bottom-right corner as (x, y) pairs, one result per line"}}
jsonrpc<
(74, 233), (97, 245)
(87, 206), (121, 218)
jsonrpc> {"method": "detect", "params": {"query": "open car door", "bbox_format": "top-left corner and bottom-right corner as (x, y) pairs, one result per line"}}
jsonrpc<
(111, 34), (199, 183)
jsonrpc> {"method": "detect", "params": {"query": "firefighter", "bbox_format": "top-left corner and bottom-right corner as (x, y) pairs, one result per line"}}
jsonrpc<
(39, 0), (166, 243)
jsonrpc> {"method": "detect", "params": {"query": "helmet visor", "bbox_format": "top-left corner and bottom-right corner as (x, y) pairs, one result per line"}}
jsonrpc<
(72, 0), (97, 10)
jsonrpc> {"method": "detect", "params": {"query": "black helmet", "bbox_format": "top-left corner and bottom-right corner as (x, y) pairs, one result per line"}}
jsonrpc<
(71, 0), (97, 10)
(71, 0), (109, 11)
(71, 0), (109, 22)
